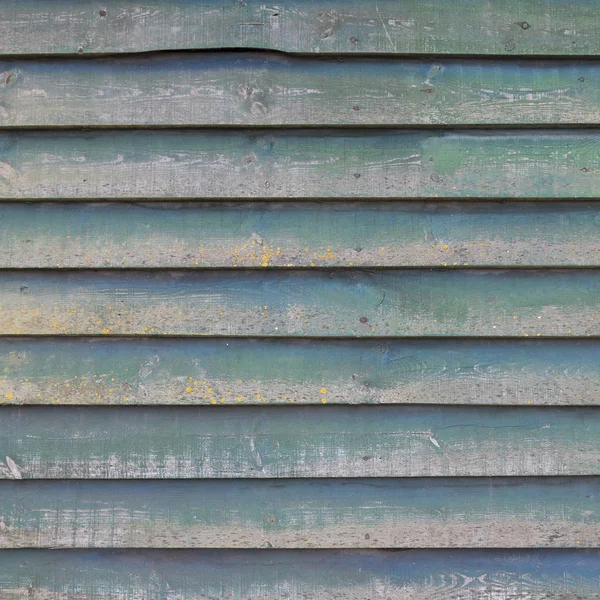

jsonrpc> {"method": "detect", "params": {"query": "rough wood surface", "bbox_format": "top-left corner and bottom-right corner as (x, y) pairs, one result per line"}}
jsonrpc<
(6, 201), (600, 268)
(1, 270), (600, 337)
(0, 0), (597, 57)
(2, 549), (600, 600)
(1, 405), (599, 478)
(0, 130), (597, 199)
(2, 54), (600, 126)
(3, 337), (600, 406)
(0, 478), (598, 548)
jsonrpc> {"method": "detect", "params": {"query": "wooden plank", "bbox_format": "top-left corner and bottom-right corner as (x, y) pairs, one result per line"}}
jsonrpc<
(0, 130), (597, 199)
(0, 477), (598, 548)
(1, 405), (600, 478)
(2, 337), (600, 406)
(2, 549), (600, 600)
(5, 201), (600, 268)
(0, 0), (597, 57)
(1, 270), (600, 337)
(3, 338), (600, 407)
(2, 54), (600, 127)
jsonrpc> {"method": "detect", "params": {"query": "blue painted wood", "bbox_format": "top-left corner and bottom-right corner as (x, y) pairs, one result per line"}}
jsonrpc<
(1, 549), (599, 599)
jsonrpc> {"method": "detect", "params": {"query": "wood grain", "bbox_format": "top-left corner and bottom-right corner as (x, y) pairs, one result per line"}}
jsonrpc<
(1, 270), (600, 337)
(1, 405), (600, 478)
(3, 337), (600, 406)
(0, 130), (597, 199)
(1, 478), (598, 548)
(6, 201), (600, 269)
(0, 0), (597, 56)
(2, 54), (599, 126)
(2, 549), (600, 600)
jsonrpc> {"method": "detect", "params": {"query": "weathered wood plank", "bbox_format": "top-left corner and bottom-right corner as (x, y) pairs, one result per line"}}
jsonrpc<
(0, 478), (598, 548)
(2, 549), (600, 600)
(0, 130), (597, 199)
(3, 337), (600, 406)
(1, 270), (600, 337)
(0, 0), (597, 57)
(3, 54), (600, 126)
(1, 405), (599, 478)
(5, 201), (600, 268)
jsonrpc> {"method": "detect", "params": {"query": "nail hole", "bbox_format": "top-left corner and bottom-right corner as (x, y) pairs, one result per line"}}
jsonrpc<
(98, 8), (107, 17)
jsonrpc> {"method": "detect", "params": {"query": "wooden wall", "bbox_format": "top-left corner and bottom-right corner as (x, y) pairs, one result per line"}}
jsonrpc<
(0, 1), (599, 598)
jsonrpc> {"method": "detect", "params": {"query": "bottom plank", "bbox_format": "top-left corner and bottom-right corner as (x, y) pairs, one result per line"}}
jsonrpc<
(0, 550), (600, 600)
(1, 478), (599, 549)
(0, 549), (599, 600)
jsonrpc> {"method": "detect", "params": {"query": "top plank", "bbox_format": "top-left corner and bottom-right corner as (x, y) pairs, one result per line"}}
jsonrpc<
(0, 0), (598, 57)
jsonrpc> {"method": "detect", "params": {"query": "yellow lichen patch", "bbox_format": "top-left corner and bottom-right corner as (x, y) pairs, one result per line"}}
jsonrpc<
(320, 388), (327, 394)
(5, 392), (13, 399)
(185, 386), (192, 393)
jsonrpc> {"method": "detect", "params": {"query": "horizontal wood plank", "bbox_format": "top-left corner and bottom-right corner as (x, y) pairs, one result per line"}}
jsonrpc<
(0, 477), (598, 548)
(2, 549), (600, 600)
(0, 130), (597, 199)
(2, 405), (600, 478)
(0, 0), (597, 56)
(2, 54), (600, 126)
(5, 201), (600, 268)
(3, 337), (600, 406)
(0, 270), (599, 337)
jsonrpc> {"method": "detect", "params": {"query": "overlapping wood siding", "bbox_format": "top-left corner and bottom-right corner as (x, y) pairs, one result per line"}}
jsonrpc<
(0, 1), (599, 598)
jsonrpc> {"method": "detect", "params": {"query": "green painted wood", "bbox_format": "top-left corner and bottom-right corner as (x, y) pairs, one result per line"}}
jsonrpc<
(0, 130), (597, 199)
(1, 405), (599, 478)
(4, 201), (600, 268)
(2, 549), (600, 600)
(0, 478), (598, 548)
(0, 270), (599, 337)
(2, 338), (600, 406)
(0, 0), (597, 56)
(2, 54), (600, 126)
